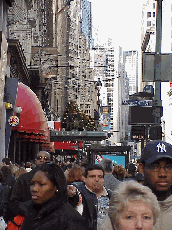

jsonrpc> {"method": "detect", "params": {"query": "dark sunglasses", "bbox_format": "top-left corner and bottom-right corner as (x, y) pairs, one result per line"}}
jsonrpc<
(36, 156), (50, 161)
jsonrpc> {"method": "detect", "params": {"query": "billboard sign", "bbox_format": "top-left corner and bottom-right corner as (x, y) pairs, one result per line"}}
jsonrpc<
(95, 155), (126, 168)
(101, 106), (111, 131)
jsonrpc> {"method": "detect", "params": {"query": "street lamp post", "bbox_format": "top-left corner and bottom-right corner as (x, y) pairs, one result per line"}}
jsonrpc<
(95, 78), (102, 116)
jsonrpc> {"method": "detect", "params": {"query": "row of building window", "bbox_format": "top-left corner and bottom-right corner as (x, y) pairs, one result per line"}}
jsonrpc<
(147, 12), (155, 18)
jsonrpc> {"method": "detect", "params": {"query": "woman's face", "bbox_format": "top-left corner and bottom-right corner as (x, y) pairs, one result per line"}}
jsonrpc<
(117, 201), (154, 230)
(30, 171), (57, 204)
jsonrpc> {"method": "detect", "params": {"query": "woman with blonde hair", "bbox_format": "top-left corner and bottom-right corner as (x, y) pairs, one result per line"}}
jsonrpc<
(99, 181), (160, 230)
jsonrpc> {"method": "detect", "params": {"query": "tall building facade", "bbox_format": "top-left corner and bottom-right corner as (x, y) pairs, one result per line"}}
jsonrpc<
(91, 42), (115, 132)
(123, 51), (138, 95)
(117, 46), (129, 145)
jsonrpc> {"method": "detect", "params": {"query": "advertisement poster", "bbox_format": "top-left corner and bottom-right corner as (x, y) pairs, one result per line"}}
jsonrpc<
(95, 155), (125, 168)
(101, 106), (111, 131)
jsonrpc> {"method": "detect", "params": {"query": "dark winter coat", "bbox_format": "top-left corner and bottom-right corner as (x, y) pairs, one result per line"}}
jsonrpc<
(5, 167), (40, 221)
(71, 182), (112, 230)
(18, 195), (86, 230)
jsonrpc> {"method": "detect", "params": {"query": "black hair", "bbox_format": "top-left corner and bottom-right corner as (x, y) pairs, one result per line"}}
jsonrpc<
(2, 158), (11, 165)
(84, 164), (104, 178)
(1, 166), (12, 178)
(36, 163), (68, 198)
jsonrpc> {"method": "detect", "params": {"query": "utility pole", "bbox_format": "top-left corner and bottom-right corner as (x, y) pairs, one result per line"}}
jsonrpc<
(154, 0), (162, 126)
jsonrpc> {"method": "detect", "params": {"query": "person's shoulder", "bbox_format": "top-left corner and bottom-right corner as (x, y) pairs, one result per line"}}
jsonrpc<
(99, 214), (113, 230)
(105, 173), (120, 183)
(17, 167), (38, 181)
(60, 202), (84, 220)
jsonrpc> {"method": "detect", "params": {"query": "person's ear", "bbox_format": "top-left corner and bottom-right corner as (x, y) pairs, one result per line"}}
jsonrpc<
(138, 163), (144, 175)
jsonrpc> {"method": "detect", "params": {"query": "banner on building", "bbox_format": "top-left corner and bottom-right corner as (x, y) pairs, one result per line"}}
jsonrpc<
(100, 106), (111, 131)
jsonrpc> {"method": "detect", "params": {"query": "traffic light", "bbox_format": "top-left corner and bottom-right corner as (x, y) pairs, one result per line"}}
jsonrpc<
(149, 126), (162, 140)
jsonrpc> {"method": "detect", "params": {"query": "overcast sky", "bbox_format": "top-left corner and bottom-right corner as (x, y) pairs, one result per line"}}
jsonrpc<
(91, 0), (172, 53)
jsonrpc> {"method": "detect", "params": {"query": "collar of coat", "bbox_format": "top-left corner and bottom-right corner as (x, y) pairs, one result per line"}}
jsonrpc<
(85, 185), (108, 197)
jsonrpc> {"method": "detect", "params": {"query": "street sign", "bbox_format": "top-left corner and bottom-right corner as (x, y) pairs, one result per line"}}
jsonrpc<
(122, 99), (152, 106)
(142, 52), (172, 82)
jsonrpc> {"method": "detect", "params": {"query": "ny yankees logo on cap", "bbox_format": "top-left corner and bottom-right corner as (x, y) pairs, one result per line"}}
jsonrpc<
(156, 143), (167, 153)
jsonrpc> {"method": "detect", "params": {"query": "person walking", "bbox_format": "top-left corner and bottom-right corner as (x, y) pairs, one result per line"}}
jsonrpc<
(68, 164), (112, 230)
(99, 158), (120, 191)
(5, 151), (51, 222)
(6, 163), (86, 230)
(99, 181), (160, 230)
(139, 140), (172, 230)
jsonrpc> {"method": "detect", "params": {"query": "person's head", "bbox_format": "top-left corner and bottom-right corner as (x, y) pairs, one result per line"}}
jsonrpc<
(139, 140), (172, 200)
(127, 163), (136, 176)
(25, 162), (32, 168)
(66, 164), (84, 184)
(1, 166), (12, 178)
(108, 181), (160, 230)
(99, 158), (113, 173)
(84, 164), (104, 193)
(112, 164), (126, 180)
(66, 163), (73, 171)
(35, 151), (50, 166)
(30, 163), (67, 205)
(2, 158), (11, 166)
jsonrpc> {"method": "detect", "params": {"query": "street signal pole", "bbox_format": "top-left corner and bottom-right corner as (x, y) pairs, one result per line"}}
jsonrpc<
(154, 0), (162, 126)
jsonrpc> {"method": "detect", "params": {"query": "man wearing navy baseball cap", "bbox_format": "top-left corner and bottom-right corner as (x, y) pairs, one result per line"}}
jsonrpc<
(139, 140), (172, 230)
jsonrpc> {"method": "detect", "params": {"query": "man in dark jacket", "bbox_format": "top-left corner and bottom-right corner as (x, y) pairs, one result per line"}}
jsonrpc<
(5, 151), (50, 221)
(68, 164), (112, 230)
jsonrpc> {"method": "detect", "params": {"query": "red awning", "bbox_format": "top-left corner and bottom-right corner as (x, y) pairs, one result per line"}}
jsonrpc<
(53, 121), (83, 150)
(12, 82), (49, 143)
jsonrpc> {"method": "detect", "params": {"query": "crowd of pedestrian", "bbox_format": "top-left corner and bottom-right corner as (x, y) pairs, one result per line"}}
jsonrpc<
(0, 139), (171, 230)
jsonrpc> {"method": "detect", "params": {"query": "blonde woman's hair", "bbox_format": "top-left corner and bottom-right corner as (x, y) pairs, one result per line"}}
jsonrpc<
(108, 181), (160, 228)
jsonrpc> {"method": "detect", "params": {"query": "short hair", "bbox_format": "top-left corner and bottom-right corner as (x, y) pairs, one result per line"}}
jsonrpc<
(108, 181), (160, 228)
(84, 164), (104, 178)
(34, 163), (68, 199)
(2, 158), (11, 165)
(99, 158), (113, 173)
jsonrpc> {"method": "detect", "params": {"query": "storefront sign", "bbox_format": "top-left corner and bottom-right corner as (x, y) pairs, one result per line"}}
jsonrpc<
(8, 116), (19, 127)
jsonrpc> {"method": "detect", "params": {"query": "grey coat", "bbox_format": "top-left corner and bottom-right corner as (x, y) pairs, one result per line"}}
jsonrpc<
(103, 174), (120, 191)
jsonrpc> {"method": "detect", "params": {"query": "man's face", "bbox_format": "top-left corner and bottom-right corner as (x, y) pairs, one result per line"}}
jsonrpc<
(140, 159), (172, 193)
(84, 169), (104, 193)
(35, 151), (50, 166)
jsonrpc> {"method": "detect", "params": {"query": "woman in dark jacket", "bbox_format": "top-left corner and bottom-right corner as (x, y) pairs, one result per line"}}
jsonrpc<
(1, 166), (16, 189)
(14, 163), (86, 230)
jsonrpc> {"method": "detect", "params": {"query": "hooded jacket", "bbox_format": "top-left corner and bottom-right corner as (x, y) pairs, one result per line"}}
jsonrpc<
(153, 194), (172, 230)
(18, 195), (86, 230)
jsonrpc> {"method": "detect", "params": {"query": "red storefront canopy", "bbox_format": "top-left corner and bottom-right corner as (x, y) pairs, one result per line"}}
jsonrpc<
(12, 82), (49, 144)
(53, 121), (83, 150)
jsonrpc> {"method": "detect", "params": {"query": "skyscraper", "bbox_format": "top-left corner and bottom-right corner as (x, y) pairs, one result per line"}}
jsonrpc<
(123, 50), (138, 95)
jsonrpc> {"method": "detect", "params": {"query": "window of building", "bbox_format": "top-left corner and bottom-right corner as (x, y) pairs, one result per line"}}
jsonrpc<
(153, 12), (155, 17)
(147, 12), (151, 17)
(147, 21), (151, 27)
(153, 3), (155, 9)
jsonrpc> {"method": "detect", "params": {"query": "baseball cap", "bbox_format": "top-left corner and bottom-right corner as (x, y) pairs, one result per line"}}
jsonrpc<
(139, 140), (172, 164)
